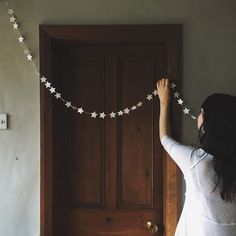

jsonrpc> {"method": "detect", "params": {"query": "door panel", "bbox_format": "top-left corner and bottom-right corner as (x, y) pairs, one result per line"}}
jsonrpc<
(118, 56), (154, 208)
(69, 57), (106, 209)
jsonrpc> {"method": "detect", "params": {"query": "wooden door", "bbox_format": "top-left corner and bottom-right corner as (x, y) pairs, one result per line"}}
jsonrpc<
(40, 25), (182, 236)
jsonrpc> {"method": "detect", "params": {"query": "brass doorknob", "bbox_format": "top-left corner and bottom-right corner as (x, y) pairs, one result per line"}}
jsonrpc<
(146, 220), (159, 233)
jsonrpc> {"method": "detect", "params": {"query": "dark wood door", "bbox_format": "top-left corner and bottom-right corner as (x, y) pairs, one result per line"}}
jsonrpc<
(40, 25), (182, 236)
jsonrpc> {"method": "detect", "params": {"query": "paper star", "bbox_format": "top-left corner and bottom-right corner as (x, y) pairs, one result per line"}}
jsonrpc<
(8, 9), (14, 15)
(177, 99), (183, 105)
(91, 112), (97, 118)
(118, 110), (123, 116)
(18, 36), (24, 43)
(131, 106), (137, 111)
(170, 82), (176, 89)
(65, 102), (71, 108)
(153, 90), (158, 96)
(137, 102), (143, 107)
(27, 54), (32, 61)
(110, 112), (116, 118)
(146, 94), (153, 101)
(174, 92), (180, 98)
(45, 82), (51, 88)
(13, 23), (18, 29)
(77, 108), (84, 114)
(124, 108), (130, 114)
(49, 87), (55, 94)
(191, 116), (197, 120)
(55, 93), (61, 99)
(40, 76), (47, 83)
(183, 108), (190, 114)
(9, 16), (16, 23)
(100, 112), (106, 119)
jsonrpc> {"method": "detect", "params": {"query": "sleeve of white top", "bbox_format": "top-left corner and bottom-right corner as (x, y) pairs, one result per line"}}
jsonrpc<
(161, 135), (195, 174)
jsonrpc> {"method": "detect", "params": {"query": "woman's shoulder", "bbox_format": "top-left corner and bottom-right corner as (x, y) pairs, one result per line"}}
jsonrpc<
(189, 148), (214, 169)
(192, 147), (212, 158)
(193, 148), (213, 160)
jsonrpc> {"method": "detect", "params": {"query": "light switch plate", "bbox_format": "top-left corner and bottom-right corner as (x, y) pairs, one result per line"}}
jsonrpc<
(0, 114), (7, 129)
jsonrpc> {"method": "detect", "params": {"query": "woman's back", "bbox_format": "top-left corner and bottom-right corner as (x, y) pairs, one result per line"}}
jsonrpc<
(161, 135), (236, 236)
(192, 152), (236, 224)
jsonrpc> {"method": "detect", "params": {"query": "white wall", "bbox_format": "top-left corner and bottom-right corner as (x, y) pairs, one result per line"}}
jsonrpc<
(0, 0), (236, 235)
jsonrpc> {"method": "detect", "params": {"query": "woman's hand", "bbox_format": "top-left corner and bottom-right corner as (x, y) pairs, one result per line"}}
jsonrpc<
(156, 78), (170, 105)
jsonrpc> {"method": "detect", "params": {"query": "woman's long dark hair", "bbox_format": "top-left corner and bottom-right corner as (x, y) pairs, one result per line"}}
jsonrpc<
(198, 93), (236, 202)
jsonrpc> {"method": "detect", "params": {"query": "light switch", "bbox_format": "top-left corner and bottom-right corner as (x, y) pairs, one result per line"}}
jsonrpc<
(0, 114), (7, 129)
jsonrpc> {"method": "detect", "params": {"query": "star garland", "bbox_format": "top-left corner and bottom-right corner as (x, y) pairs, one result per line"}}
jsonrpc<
(3, 1), (197, 120)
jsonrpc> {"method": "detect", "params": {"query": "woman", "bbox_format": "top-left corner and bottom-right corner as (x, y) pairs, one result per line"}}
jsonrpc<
(157, 78), (236, 236)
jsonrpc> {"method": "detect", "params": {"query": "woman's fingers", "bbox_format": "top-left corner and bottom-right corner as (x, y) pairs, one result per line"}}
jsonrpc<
(157, 78), (169, 87)
(157, 78), (171, 104)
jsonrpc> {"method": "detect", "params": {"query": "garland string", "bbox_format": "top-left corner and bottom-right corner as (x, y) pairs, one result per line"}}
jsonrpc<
(3, 0), (197, 120)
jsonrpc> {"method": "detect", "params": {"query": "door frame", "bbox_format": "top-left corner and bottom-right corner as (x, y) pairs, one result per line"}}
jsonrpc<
(40, 25), (182, 236)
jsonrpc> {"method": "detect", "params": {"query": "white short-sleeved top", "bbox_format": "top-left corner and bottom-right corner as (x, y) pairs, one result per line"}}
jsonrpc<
(161, 135), (236, 236)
